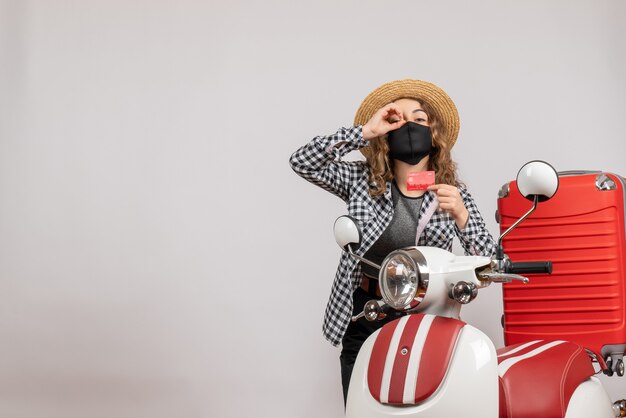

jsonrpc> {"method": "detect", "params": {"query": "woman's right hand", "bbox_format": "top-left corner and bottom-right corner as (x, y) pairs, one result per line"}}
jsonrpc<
(361, 104), (407, 140)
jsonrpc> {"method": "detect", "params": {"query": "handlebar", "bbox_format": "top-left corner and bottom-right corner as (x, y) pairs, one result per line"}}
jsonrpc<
(505, 261), (552, 275)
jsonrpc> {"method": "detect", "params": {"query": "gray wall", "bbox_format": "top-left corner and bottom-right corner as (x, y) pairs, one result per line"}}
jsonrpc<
(1, 1), (625, 417)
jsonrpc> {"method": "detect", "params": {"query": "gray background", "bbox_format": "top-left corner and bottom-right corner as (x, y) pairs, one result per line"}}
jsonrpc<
(1, 0), (625, 417)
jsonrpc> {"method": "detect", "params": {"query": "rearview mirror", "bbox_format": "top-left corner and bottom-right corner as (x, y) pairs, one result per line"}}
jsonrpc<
(333, 215), (362, 251)
(516, 160), (559, 202)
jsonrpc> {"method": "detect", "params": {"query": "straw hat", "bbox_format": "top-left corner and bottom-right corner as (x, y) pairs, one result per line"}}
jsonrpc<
(354, 79), (460, 147)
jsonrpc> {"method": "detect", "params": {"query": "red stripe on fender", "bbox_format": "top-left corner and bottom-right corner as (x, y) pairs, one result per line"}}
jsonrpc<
(499, 378), (508, 418)
(561, 347), (595, 414)
(368, 319), (401, 402)
(414, 316), (465, 402)
(387, 315), (425, 404)
(496, 340), (544, 361)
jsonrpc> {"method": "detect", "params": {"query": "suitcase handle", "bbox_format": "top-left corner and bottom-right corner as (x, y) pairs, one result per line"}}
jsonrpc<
(558, 170), (601, 176)
(506, 261), (553, 275)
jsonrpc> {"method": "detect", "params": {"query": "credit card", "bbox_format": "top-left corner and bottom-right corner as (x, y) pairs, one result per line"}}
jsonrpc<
(406, 171), (435, 191)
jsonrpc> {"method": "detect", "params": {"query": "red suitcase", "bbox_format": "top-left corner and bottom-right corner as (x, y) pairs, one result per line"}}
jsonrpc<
(497, 171), (626, 372)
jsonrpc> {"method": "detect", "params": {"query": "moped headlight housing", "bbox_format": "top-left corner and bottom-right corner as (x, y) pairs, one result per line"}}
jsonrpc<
(379, 247), (429, 310)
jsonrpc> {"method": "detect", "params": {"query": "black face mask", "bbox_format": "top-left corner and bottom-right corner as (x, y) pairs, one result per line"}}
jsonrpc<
(387, 122), (433, 166)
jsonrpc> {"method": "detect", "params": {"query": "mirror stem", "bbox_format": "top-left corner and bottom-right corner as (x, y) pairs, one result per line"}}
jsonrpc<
(497, 195), (539, 259)
(347, 244), (382, 271)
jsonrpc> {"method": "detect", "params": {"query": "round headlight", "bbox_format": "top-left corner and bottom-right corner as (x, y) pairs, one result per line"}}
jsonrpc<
(380, 248), (429, 310)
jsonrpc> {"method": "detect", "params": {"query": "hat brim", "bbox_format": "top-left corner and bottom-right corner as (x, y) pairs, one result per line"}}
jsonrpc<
(354, 79), (460, 147)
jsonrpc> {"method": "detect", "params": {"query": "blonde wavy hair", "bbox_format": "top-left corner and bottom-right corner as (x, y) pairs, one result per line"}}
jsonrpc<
(360, 98), (461, 197)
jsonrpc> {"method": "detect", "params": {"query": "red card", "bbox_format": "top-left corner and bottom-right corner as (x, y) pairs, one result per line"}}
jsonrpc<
(406, 171), (435, 191)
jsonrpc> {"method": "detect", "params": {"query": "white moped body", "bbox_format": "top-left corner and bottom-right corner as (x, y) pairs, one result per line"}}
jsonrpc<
(345, 248), (616, 418)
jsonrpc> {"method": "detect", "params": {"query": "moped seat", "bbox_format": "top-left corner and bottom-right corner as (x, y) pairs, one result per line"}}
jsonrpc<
(497, 340), (595, 418)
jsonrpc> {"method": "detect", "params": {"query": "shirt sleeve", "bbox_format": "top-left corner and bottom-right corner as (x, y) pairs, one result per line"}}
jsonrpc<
(454, 186), (497, 256)
(289, 126), (369, 202)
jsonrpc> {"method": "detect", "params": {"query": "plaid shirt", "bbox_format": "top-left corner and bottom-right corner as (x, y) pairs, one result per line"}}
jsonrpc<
(289, 126), (497, 346)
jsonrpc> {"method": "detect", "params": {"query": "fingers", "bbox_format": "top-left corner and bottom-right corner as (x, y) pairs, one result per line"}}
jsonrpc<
(428, 184), (463, 214)
(380, 105), (406, 129)
(382, 104), (403, 122)
(387, 119), (406, 130)
(427, 183), (469, 227)
(431, 188), (455, 197)
(427, 184), (458, 199)
(437, 194), (459, 204)
(364, 104), (407, 138)
(428, 184), (455, 192)
(437, 197), (460, 210)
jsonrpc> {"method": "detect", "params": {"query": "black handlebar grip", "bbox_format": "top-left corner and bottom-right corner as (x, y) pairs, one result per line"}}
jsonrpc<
(506, 261), (553, 275)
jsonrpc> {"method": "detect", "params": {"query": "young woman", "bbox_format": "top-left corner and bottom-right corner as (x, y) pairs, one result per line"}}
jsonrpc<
(289, 79), (497, 403)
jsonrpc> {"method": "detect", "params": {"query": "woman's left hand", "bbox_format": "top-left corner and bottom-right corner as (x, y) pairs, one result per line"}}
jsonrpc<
(427, 184), (469, 229)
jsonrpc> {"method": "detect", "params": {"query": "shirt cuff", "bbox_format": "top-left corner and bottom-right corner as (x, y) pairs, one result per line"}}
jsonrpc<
(325, 126), (369, 157)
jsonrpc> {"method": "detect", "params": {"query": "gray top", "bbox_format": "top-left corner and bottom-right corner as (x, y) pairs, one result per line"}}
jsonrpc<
(361, 181), (424, 278)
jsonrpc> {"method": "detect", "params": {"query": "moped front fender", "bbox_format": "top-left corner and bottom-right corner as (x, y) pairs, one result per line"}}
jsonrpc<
(346, 316), (498, 418)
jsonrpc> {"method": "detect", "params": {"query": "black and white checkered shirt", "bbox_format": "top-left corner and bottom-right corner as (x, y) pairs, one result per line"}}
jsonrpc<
(289, 126), (497, 347)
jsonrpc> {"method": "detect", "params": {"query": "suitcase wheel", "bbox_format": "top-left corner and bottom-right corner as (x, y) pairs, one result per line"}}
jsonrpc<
(604, 356), (614, 376)
(603, 356), (625, 377)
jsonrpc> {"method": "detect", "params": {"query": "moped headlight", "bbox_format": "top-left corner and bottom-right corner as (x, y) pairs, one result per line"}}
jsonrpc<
(380, 248), (429, 310)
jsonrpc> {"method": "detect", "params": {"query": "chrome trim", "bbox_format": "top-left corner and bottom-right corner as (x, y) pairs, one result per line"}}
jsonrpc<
(379, 247), (429, 310)
(449, 281), (478, 304)
(498, 195), (539, 250)
(612, 399), (626, 416)
(351, 300), (387, 322)
(596, 174), (617, 191)
(363, 300), (385, 321)
(346, 244), (381, 271)
(479, 271), (529, 284)
(558, 170), (601, 176)
(498, 182), (510, 198)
